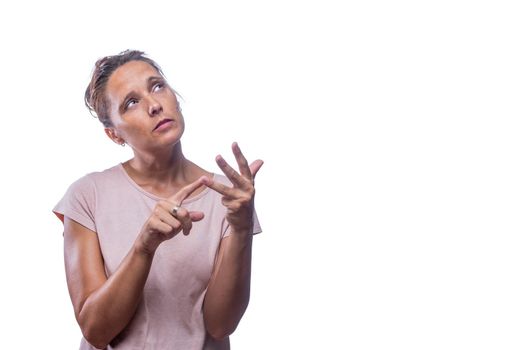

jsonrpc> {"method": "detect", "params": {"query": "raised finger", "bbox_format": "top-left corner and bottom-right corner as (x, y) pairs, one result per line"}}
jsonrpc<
(216, 155), (249, 188)
(249, 159), (264, 179)
(201, 176), (237, 197)
(232, 142), (252, 180)
(170, 176), (206, 204)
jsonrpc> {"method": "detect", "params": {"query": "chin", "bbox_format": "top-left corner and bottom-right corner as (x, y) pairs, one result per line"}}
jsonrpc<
(163, 128), (184, 147)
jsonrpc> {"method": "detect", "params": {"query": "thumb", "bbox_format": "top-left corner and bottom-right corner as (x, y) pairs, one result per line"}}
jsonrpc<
(189, 211), (205, 222)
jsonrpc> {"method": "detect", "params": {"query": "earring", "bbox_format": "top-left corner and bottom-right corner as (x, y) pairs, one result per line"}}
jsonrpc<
(120, 142), (126, 147)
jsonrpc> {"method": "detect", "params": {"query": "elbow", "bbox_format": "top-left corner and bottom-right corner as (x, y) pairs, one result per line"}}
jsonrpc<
(81, 322), (112, 350)
(207, 325), (235, 341)
(205, 311), (245, 341)
(204, 313), (239, 341)
(204, 296), (250, 340)
(78, 307), (112, 349)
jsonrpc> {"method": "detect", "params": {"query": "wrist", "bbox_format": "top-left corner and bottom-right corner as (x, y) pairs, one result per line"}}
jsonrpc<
(133, 238), (158, 257)
(229, 225), (254, 240)
(230, 222), (253, 235)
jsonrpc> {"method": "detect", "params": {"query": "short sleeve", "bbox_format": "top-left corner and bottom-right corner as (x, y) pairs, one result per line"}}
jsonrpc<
(53, 175), (97, 232)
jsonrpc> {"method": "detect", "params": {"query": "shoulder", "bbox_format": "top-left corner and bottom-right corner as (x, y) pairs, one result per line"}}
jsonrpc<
(65, 173), (96, 195)
(87, 164), (123, 183)
(76, 164), (123, 186)
(54, 164), (124, 228)
(64, 164), (122, 196)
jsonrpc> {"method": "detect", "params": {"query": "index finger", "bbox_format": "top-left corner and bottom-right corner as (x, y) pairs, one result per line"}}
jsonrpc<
(169, 176), (206, 204)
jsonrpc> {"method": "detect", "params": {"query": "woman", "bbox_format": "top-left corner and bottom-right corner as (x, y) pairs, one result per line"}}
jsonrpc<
(53, 50), (263, 350)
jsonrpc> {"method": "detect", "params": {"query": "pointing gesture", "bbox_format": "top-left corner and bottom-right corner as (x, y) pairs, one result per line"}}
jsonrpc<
(136, 177), (207, 254)
(202, 142), (263, 234)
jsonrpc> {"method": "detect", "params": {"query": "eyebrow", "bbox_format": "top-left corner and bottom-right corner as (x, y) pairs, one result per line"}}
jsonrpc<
(119, 75), (164, 112)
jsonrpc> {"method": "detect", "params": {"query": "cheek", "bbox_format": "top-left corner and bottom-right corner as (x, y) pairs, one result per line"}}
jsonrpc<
(115, 120), (145, 139)
(163, 90), (180, 110)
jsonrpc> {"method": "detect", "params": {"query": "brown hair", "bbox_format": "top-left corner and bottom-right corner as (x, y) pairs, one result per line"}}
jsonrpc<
(84, 50), (165, 127)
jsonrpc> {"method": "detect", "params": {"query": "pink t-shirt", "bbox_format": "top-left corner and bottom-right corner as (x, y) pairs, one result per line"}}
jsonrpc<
(53, 164), (261, 350)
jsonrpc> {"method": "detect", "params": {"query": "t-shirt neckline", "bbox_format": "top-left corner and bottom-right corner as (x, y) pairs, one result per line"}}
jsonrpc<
(117, 163), (215, 204)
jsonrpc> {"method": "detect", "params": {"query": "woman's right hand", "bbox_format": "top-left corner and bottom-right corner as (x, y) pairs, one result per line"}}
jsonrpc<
(136, 176), (207, 254)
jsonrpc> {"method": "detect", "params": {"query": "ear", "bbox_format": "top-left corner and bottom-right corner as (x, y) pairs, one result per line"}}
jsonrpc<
(104, 127), (125, 146)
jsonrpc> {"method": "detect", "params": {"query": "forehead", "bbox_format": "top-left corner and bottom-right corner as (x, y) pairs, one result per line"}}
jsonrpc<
(106, 60), (161, 102)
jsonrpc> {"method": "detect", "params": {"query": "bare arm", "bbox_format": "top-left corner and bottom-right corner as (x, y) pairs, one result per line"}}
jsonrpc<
(63, 178), (206, 349)
(202, 142), (263, 339)
(203, 230), (253, 340)
(64, 218), (154, 349)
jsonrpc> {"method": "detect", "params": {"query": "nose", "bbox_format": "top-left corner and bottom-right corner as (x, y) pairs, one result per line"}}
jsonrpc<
(147, 96), (163, 116)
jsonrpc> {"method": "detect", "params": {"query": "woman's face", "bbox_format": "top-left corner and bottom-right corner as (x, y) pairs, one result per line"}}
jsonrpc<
(104, 60), (184, 151)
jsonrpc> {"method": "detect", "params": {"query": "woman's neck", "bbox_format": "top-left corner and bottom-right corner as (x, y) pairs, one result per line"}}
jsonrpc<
(124, 142), (196, 188)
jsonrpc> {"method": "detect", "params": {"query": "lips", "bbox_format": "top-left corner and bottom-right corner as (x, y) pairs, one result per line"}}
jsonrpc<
(153, 118), (174, 131)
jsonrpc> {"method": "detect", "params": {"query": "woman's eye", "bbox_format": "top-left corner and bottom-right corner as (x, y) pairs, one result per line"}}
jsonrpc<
(153, 82), (164, 92)
(125, 99), (138, 110)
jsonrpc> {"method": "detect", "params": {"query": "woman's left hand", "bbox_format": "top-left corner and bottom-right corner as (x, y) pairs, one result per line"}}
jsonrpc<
(202, 142), (263, 234)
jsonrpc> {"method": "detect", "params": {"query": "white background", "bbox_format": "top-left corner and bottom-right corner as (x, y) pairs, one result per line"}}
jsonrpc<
(0, 0), (523, 349)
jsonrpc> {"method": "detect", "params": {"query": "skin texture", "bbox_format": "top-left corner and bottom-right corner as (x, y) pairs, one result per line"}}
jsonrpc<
(63, 60), (263, 348)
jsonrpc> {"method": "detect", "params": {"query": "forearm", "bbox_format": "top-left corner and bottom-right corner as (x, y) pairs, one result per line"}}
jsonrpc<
(203, 230), (253, 339)
(79, 243), (154, 348)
